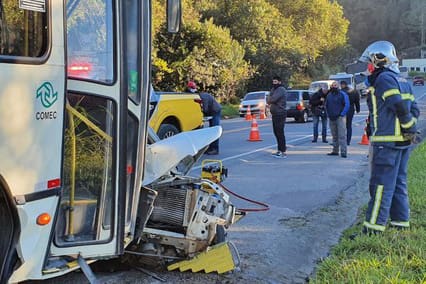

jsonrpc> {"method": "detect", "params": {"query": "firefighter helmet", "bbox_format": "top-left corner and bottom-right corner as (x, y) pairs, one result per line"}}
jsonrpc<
(359, 41), (399, 73)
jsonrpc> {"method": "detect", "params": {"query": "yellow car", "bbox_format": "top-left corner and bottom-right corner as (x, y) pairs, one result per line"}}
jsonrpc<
(149, 88), (204, 139)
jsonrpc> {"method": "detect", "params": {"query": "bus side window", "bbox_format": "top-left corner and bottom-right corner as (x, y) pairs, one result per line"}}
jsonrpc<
(0, 2), (47, 58)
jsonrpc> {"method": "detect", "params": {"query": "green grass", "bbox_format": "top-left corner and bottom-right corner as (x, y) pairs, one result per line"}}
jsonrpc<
(221, 104), (240, 119)
(312, 141), (426, 284)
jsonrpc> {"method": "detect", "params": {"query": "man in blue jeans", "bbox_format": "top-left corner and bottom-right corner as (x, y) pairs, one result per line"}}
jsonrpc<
(325, 81), (349, 158)
(309, 86), (329, 143)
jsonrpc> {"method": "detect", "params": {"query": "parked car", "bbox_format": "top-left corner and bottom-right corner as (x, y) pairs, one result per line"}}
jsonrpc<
(239, 91), (270, 117)
(413, 76), (424, 86)
(286, 90), (314, 123)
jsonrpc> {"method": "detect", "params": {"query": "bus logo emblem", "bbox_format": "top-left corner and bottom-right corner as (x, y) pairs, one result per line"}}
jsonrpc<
(37, 82), (58, 108)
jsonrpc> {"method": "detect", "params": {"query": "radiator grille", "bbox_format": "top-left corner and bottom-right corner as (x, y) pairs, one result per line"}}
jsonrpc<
(148, 186), (191, 226)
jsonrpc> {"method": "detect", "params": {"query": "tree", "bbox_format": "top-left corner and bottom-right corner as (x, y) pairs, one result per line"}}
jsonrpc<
(152, 0), (252, 101)
(197, 0), (305, 90)
(272, 0), (349, 59)
(195, 0), (349, 90)
(152, 0), (351, 94)
(337, 0), (421, 57)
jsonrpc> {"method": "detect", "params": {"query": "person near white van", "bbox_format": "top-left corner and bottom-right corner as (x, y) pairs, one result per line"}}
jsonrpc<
(309, 86), (329, 143)
(340, 80), (360, 145)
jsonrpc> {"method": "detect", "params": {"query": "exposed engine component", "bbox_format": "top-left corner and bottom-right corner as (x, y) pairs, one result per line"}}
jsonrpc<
(126, 176), (235, 267)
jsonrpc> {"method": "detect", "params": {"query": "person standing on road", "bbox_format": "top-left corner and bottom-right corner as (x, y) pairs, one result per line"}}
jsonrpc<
(267, 76), (288, 158)
(309, 86), (329, 143)
(358, 41), (420, 235)
(325, 81), (349, 158)
(187, 81), (222, 155)
(340, 80), (360, 145)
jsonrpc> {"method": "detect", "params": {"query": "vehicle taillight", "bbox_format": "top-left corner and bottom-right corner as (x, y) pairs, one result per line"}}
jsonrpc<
(68, 62), (92, 77)
(296, 103), (303, 110)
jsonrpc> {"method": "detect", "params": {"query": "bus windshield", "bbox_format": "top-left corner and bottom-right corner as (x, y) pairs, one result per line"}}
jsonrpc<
(66, 0), (114, 83)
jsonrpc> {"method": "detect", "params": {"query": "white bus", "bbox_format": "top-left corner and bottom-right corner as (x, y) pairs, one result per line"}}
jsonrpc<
(0, 1), (238, 282)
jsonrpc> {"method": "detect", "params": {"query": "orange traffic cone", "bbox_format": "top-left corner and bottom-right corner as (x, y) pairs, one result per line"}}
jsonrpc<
(248, 117), (262, 141)
(359, 130), (369, 145)
(259, 107), (266, 120)
(245, 105), (252, 121)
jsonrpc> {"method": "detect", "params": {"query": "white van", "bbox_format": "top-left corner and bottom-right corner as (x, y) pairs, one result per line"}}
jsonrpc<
(328, 72), (355, 88)
(308, 79), (335, 92)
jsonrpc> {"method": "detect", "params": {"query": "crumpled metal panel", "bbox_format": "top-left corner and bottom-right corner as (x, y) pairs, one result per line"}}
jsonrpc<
(144, 126), (222, 185)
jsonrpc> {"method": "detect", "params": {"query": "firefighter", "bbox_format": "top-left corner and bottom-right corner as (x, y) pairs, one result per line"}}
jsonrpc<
(358, 41), (420, 234)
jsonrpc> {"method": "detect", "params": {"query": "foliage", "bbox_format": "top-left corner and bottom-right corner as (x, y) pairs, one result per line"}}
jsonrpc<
(408, 71), (426, 78)
(152, 0), (252, 102)
(312, 141), (426, 283)
(337, 0), (426, 58)
(62, 99), (113, 197)
(151, 0), (360, 100)
(273, 0), (349, 59)
(197, 0), (302, 90)
(221, 104), (239, 119)
(307, 45), (359, 81)
(288, 72), (312, 89)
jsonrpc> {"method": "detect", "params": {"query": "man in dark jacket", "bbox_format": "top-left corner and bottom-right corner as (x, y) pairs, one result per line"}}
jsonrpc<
(199, 91), (222, 155)
(325, 81), (349, 158)
(309, 86), (329, 143)
(340, 80), (360, 145)
(267, 76), (287, 158)
(187, 81), (222, 155)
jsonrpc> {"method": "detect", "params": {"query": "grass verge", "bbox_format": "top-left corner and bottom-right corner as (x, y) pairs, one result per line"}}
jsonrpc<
(312, 141), (426, 283)
(221, 104), (240, 119)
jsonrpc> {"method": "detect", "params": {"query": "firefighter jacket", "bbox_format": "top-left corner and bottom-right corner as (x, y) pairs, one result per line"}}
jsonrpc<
(367, 69), (419, 148)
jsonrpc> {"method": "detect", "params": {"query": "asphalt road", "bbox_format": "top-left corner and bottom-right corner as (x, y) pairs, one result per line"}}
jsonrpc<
(28, 85), (426, 284)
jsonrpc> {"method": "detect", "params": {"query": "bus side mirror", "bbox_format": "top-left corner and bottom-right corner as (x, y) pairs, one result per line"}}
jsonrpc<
(167, 0), (181, 33)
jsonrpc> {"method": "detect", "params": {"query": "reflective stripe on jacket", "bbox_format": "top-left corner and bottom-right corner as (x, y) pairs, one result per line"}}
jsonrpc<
(369, 71), (417, 146)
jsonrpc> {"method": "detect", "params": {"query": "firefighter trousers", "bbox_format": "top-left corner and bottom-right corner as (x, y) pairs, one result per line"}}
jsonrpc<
(364, 145), (412, 232)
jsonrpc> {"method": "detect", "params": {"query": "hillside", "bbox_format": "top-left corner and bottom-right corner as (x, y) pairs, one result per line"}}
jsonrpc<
(338, 0), (424, 58)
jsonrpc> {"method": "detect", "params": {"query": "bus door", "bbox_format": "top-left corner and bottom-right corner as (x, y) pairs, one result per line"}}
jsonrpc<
(50, 0), (150, 258)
